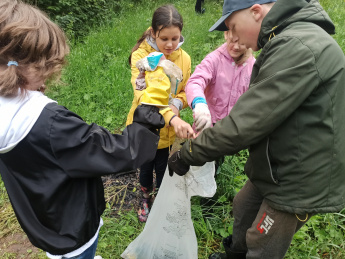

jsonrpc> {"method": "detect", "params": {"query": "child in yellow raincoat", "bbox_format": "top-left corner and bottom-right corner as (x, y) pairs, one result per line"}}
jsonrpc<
(126, 4), (194, 222)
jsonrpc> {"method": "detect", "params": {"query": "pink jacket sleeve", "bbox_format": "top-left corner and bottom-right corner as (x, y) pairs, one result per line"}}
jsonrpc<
(185, 51), (218, 108)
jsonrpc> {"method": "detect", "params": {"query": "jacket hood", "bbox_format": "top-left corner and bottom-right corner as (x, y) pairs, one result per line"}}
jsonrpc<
(146, 35), (185, 52)
(218, 43), (234, 61)
(0, 91), (55, 153)
(258, 0), (335, 48)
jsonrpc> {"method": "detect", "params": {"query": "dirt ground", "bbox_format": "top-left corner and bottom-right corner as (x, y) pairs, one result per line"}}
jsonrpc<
(0, 233), (41, 258)
(0, 139), (183, 258)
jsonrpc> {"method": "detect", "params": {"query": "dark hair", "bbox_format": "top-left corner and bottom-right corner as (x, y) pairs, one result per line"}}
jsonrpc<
(128, 5), (183, 65)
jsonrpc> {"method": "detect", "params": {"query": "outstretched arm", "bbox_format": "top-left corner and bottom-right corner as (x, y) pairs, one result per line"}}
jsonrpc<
(51, 105), (164, 177)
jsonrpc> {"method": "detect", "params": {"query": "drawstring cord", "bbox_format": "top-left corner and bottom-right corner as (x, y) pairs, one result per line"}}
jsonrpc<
(295, 213), (308, 222)
(269, 26), (278, 41)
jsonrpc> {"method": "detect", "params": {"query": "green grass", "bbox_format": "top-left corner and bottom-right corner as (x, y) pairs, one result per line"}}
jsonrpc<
(1, 0), (345, 258)
(48, 0), (226, 131)
(0, 178), (19, 238)
(321, 0), (345, 52)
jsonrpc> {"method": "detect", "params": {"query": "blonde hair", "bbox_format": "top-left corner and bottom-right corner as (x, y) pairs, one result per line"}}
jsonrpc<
(0, 0), (70, 97)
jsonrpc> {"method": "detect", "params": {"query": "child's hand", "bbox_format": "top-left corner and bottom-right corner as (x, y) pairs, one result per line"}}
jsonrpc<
(170, 116), (195, 139)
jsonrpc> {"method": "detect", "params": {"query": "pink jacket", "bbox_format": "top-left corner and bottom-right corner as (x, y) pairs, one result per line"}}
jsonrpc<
(186, 43), (255, 124)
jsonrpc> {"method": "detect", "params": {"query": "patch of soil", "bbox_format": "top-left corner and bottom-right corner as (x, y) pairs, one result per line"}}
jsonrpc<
(0, 232), (41, 258)
(102, 169), (142, 214)
(102, 137), (184, 215)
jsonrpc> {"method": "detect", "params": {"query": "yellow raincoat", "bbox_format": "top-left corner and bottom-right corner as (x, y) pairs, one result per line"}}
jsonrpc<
(126, 37), (191, 149)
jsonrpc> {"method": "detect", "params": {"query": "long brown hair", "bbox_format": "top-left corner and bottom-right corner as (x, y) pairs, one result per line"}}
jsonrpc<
(0, 0), (70, 97)
(128, 4), (183, 66)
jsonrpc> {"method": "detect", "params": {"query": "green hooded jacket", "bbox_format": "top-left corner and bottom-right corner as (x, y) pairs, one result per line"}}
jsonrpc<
(181, 0), (345, 214)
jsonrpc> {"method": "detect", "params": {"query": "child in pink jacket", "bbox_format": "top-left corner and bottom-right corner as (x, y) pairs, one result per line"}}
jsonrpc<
(186, 31), (255, 132)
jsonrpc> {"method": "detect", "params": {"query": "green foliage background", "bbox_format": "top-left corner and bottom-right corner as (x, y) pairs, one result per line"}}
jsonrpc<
(1, 0), (345, 258)
(23, 0), (140, 39)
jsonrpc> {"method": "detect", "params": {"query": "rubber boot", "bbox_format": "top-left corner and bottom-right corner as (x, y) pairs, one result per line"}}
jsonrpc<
(137, 185), (153, 222)
(208, 235), (246, 259)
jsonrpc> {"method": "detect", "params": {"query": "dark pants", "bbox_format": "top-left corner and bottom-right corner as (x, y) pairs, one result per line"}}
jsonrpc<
(231, 180), (313, 259)
(139, 147), (170, 189)
(195, 0), (204, 13)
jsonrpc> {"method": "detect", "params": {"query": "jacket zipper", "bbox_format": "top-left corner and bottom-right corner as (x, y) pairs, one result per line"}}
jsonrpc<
(266, 138), (279, 184)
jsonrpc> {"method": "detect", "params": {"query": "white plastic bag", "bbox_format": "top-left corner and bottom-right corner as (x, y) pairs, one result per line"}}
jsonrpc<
(121, 161), (216, 259)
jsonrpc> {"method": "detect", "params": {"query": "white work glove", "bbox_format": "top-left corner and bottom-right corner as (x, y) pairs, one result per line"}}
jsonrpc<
(193, 103), (212, 132)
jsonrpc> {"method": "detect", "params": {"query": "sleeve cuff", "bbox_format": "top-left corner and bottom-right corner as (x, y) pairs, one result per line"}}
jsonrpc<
(171, 98), (183, 111)
(191, 97), (207, 109)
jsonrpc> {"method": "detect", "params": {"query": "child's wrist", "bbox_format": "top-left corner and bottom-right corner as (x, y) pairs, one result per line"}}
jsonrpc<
(169, 115), (177, 126)
(192, 97), (207, 109)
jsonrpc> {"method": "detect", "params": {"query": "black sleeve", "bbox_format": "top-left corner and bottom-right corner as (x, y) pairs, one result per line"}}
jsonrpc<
(50, 107), (161, 178)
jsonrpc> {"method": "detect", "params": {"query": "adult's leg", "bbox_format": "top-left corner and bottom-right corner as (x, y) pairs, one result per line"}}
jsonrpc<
(230, 180), (264, 253)
(211, 180), (313, 259)
(245, 199), (312, 259)
(195, 0), (205, 13)
(209, 180), (263, 259)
